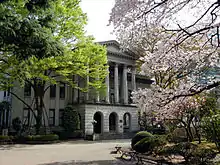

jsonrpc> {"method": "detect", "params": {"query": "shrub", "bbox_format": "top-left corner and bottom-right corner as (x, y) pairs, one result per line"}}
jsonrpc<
(62, 106), (80, 132)
(12, 117), (22, 135)
(53, 130), (83, 140)
(160, 142), (217, 164)
(131, 131), (167, 153)
(0, 135), (10, 141)
(26, 134), (59, 141)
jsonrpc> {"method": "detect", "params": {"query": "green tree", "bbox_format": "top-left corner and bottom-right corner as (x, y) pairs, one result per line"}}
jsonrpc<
(0, 0), (107, 134)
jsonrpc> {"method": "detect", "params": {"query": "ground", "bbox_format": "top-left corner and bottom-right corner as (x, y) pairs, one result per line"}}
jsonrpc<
(0, 140), (139, 165)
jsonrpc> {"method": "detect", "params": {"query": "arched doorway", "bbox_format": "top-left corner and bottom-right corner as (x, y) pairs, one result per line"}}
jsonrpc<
(123, 113), (131, 132)
(109, 112), (118, 132)
(93, 112), (103, 134)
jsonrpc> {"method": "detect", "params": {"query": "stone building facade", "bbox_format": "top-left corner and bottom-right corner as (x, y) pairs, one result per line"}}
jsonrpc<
(1, 40), (152, 138)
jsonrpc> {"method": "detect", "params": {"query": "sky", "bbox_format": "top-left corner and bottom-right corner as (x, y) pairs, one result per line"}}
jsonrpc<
(80, 0), (116, 42)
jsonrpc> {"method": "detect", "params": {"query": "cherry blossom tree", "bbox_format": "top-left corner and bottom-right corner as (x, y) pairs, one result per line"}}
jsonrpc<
(109, 0), (220, 94)
(110, 1), (220, 138)
(109, 0), (220, 105)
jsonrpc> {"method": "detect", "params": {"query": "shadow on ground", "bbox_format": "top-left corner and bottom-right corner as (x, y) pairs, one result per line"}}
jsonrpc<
(38, 159), (136, 165)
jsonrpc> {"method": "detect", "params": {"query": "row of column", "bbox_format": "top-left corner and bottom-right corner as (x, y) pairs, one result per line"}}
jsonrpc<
(106, 63), (136, 104)
(72, 63), (136, 104)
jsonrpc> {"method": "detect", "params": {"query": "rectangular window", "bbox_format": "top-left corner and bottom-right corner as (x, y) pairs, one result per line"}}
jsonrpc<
(49, 109), (55, 126)
(3, 91), (6, 97)
(7, 88), (10, 96)
(24, 83), (31, 97)
(23, 108), (30, 125)
(50, 84), (56, 98)
(59, 109), (64, 126)
(59, 84), (65, 99)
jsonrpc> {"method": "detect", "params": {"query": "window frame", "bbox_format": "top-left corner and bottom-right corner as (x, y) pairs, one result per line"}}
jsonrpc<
(59, 84), (65, 99)
(50, 84), (56, 98)
(59, 109), (64, 126)
(49, 109), (55, 126)
(24, 83), (31, 97)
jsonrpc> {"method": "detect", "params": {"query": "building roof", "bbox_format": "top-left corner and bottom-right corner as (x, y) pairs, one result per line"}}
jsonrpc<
(98, 40), (138, 60)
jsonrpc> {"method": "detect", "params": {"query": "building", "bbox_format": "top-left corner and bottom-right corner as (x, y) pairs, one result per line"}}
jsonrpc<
(1, 40), (152, 138)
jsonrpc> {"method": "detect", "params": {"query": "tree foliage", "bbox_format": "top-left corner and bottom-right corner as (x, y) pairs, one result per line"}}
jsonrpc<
(0, 0), (107, 134)
(109, 0), (220, 106)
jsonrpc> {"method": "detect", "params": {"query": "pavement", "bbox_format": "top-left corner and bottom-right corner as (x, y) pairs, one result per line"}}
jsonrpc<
(0, 139), (138, 165)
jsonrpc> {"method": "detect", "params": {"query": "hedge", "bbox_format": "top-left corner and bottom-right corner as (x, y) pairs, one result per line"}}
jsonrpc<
(25, 134), (59, 141)
(0, 135), (11, 141)
(0, 134), (59, 144)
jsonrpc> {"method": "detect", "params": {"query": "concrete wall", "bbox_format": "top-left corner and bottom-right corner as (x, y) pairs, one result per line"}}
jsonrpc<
(0, 91), (4, 102)
(11, 81), (71, 127)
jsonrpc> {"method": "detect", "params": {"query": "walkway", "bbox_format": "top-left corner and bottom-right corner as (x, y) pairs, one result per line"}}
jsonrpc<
(0, 140), (139, 165)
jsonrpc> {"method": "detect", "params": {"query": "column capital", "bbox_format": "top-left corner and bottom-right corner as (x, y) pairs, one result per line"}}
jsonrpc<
(114, 63), (119, 67)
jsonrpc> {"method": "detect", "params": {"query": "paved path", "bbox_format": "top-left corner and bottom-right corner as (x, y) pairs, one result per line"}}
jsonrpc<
(0, 140), (138, 165)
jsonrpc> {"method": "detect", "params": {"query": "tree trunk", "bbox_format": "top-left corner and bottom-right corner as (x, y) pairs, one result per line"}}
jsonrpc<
(34, 83), (45, 135)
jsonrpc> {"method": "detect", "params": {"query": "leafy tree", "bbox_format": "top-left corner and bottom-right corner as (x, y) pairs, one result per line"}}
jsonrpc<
(0, 0), (108, 134)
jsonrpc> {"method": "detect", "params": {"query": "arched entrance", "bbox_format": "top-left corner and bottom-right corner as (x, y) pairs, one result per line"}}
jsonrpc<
(123, 113), (131, 132)
(109, 112), (118, 132)
(93, 112), (103, 134)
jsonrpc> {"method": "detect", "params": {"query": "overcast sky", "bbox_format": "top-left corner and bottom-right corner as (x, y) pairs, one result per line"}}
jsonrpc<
(80, 0), (116, 42)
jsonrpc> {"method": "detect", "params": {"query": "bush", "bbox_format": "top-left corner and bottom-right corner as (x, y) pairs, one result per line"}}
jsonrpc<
(62, 106), (80, 132)
(0, 135), (10, 141)
(160, 142), (217, 164)
(53, 130), (83, 140)
(26, 134), (59, 141)
(12, 117), (22, 135)
(131, 131), (167, 153)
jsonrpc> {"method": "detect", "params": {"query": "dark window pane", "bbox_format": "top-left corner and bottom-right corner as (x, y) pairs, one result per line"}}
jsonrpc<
(24, 83), (31, 97)
(49, 109), (55, 126)
(60, 84), (65, 99)
(7, 88), (10, 96)
(59, 109), (64, 126)
(50, 85), (56, 98)
(3, 91), (6, 97)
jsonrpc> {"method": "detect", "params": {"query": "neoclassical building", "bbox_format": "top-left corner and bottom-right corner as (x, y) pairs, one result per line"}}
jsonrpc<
(0, 40), (152, 139)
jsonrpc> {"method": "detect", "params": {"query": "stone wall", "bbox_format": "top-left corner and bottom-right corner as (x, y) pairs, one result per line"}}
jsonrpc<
(82, 104), (139, 136)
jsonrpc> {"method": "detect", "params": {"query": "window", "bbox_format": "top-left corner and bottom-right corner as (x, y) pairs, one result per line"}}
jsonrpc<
(50, 84), (56, 98)
(7, 88), (10, 96)
(59, 109), (64, 126)
(49, 109), (55, 126)
(23, 108), (30, 125)
(3, 91), (6, 97)
(128, 90), (133, 104)
(59, 84), (65, 99)
(24, 83), (31, 97)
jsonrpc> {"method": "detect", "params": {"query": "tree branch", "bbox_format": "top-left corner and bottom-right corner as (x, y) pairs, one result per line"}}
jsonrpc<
(9, 91), (37, 119)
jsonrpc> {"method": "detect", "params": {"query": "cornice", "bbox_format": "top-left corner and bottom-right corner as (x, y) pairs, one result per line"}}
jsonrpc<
(98, 40), (139, 60)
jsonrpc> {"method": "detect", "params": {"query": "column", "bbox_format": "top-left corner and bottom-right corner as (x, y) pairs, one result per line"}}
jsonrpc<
(131, 66), (136, 91)
(123, 64), (128, 104)
(105, 67), (110, 103)
(114, 63), (119, 104)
